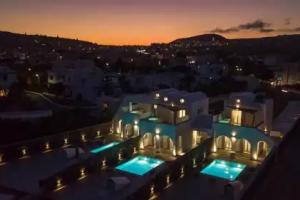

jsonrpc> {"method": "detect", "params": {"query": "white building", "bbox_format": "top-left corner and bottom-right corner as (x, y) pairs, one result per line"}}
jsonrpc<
(48, 59), (104, 103)
(0, 66), (17, 97)
(214, 92), (275, 161)
(112, 88), (211, 156)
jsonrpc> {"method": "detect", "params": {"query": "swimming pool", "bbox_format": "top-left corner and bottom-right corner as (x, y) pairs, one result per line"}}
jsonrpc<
(116, 156), (164, 176)
(200, 159), (246, 181)
(90, 142), (120, 154)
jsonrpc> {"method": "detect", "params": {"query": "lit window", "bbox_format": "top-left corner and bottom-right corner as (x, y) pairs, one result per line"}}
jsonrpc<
(178, 109), (186, 118)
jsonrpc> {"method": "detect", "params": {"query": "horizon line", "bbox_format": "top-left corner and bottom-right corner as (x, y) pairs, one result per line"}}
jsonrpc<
(1, 29), (300, 46)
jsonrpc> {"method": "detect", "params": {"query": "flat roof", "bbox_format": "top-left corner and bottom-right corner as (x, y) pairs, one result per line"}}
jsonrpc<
(0, 149), (85, 194)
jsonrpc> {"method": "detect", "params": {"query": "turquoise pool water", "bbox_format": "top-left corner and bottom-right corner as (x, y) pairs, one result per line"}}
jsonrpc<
(116, 156), (164, 176)
(201, 159), (246, 181)
(90, 142), (120, 154)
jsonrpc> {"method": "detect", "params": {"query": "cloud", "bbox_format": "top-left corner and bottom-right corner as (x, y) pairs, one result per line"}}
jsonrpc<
(211, 19), (274, 34)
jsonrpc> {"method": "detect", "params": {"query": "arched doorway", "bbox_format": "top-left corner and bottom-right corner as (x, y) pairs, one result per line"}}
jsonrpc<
(140, 133), (175, 154)
(234, 139), (251, 154)
(193, 130), (208, 146)
(257, 141), (268, 158)
(160, 135), (174, 153)
(142, 133), (154, 148)
(216, 136), (232, 150)
(124, 124), (134, 138)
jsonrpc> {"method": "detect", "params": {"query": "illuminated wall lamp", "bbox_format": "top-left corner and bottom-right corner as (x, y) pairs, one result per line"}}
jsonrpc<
(81, 134), (86, 142)
(180, 166), (184, 178)
(96, 130), (101, 138)
(101, 158), (107, 169)
(64, 138), (69, 145)
(55, 178), (65, 191)
(79, 168), (86, 180)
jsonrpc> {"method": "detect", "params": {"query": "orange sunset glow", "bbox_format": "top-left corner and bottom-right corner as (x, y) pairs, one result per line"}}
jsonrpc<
(1, 0), (300, 45)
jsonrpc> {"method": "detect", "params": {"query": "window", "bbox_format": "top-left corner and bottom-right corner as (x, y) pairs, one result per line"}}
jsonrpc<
(178, 109), (186, 118)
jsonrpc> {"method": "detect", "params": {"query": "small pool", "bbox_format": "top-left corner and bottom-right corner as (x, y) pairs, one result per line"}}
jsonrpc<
(200, 159), (246, 181)
(116, 156), (164, 176)
(90, 142), (120, 154)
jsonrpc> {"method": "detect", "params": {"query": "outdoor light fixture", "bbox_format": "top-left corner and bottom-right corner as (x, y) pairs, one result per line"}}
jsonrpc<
(102, 158), (107, 169)
(64, 138), (68, 145)
(155, 128), (160, 134)
(21, 148), (27, 157)
(193, 158), (197, 168)
(155, 93), (160, 98)
(0, 154), (3, 164)
(118, 152), (123, 161)
(180, 166), (184, 178)
(45, 142), (50, 151)
(231, 137), (237, 143)
(55, 178), (65, 191)
(150, 184), (155, 196)
(236, 99), (241, 103)
(79, 168), (86, 179)
(81, 134), (86, 142)
(133, 147), (137, 154)
(153, 104), (157, 109)
(231, 131), (237, 136)
(164, 97), (168, 102)
(134, 120), (138, 125)
(96, 130), (101, 137)
(180, 98), (185, 104)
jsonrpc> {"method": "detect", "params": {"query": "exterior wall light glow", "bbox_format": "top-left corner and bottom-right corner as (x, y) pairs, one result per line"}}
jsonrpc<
(180, 98), (185, 104)
(0, 154), (3, 164)
(102, 158), (107, 169)
(153, 104), (157, 109)
(236, 99), (241, 103)
(21, 148), (27, 157)
(166, 175), (170, 185)
(155, 93), (160, 98)
(134, 120), (138, 125)
(79, 168), (86, 179)
(133, 147), (137, 154)
(64, 138), (68, 145)
(55, 178), (65, 191)
(118, 152), (123, 161)
(45, 142), (50, 150)
(164, 97), (168, 102)
(150, 184), (155, 196)
(231, 137), (237, 143)
(231, 131), (237, 137)
(81, 134), (86, 142)
(96, 130), (101, 137)
(155, 128), (160, 134)
(180, 166), (184, 178)
(193, 158), (197, 168)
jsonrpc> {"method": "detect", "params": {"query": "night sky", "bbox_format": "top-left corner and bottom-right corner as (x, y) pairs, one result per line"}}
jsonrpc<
(1, 0), (300, 45)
